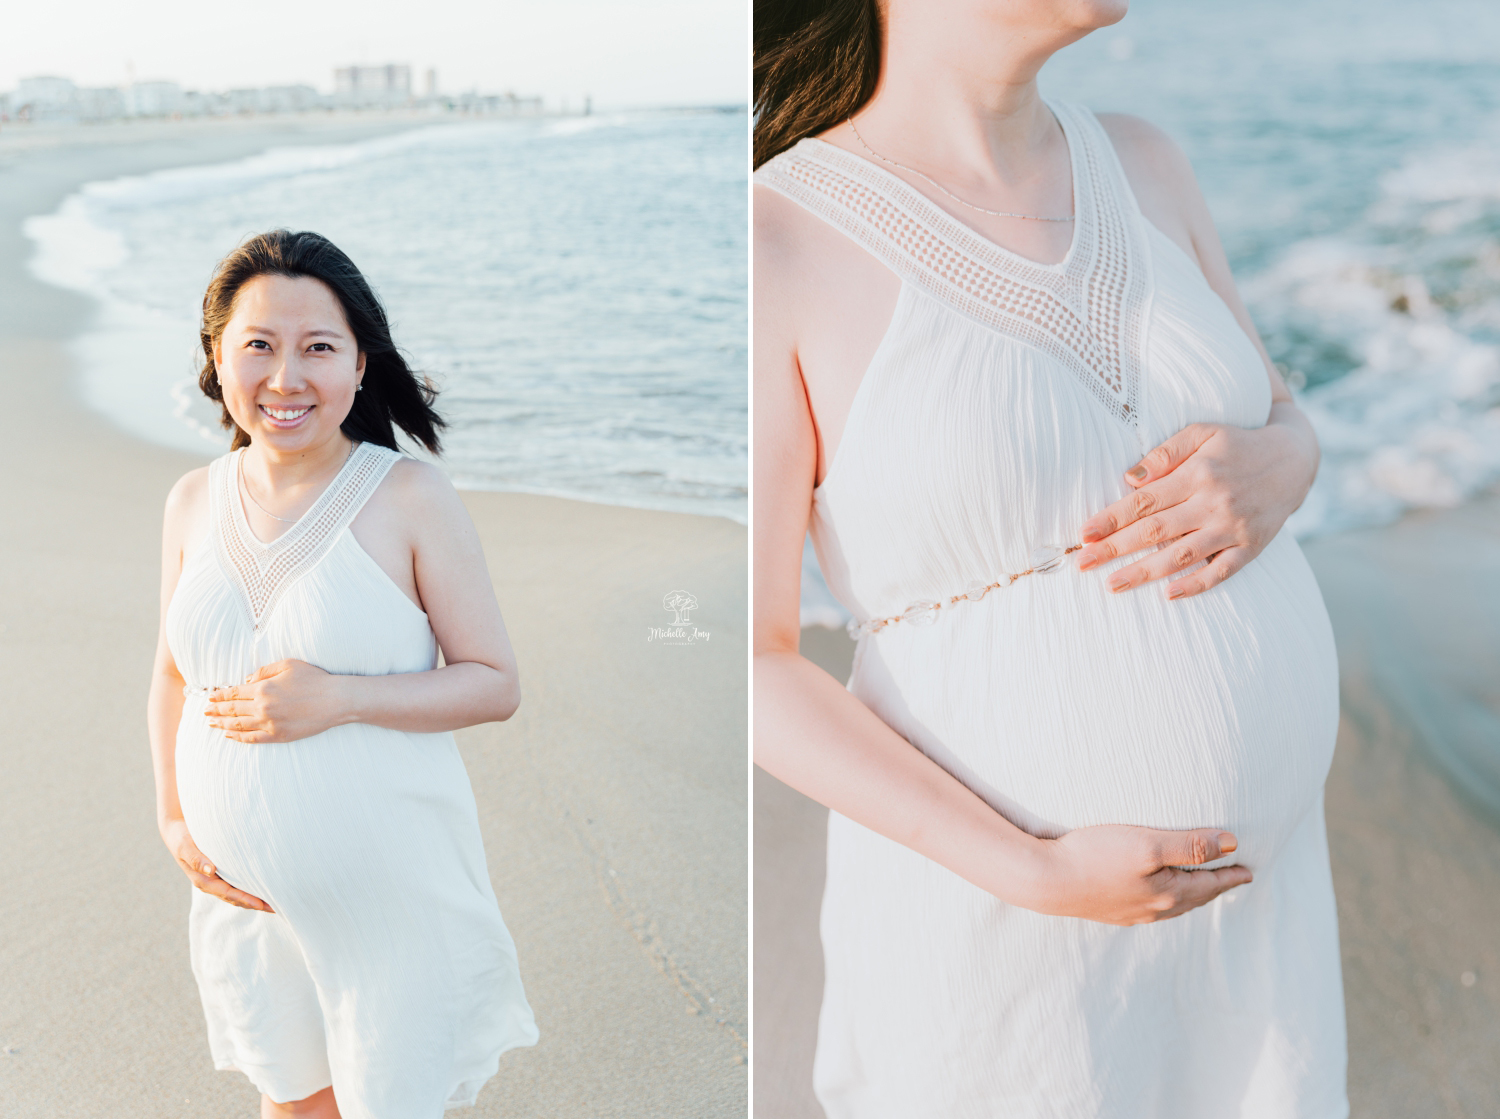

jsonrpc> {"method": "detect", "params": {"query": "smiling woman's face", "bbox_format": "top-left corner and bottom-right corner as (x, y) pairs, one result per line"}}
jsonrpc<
(213, 273), (366, 454)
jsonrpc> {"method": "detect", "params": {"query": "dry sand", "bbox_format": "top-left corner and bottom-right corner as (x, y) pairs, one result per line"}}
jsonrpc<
(0, 117), (746, 1117)
(756, 519), (1500, 1118)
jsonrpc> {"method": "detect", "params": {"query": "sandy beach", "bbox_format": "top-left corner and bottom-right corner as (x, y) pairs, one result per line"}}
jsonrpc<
(756, 519), (1500, 1118)
(0, 116), (746, 1117)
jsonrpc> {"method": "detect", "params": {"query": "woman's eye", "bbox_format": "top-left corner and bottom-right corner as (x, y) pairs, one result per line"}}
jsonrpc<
(308, 343), (333, 352)
(247, 340), (270, 350)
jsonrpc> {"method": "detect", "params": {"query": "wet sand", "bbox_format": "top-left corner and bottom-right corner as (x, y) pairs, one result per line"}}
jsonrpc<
(0, 117), (746, 1117)
(755, 516), (1500, 1117)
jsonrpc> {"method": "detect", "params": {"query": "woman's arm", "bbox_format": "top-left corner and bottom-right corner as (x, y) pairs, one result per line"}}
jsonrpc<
(204, 460), (519, 741)
(1077, 115), (1320, 598)
(150, 469), (272, 912)
(753, 194), (1250, 926)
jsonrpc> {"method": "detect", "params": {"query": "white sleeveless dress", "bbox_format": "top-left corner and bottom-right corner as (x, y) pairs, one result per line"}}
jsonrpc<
(755, 101), (1348, 1117)
(166, 441), (538, 1116)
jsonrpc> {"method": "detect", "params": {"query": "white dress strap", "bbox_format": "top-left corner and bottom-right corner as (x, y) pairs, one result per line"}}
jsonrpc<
(210, 441), (402, 631)
(754, 99), (1152, 434)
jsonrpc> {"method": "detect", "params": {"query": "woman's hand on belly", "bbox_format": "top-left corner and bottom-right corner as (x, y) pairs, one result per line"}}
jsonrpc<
(204, 659), (346, 744)
(1025, 823), (1252, 925)
(159, 816), (274, 912)
(1075, 402), (1319, 599)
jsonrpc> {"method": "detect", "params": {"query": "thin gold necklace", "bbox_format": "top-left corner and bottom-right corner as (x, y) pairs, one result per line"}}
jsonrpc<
(846, 117), (1075, 223)
(239, 441), (358, 524)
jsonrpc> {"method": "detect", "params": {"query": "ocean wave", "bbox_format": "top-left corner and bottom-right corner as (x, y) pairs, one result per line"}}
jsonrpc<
(1254, 127), (1500, 538)
(22, 113), (747, 521)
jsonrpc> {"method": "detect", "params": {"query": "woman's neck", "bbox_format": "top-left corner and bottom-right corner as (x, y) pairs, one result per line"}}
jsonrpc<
(854, 3), (1101, 188)
(243, 434), (355, 494)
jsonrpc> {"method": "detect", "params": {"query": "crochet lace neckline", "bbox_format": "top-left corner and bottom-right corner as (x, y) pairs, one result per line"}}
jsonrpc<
(756, 100), (1149, 433)
(212, 441), (399, 631)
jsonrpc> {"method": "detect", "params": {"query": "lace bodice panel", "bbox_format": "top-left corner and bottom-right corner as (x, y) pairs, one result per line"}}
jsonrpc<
(213, 441), (400, 632)
(755, 100), (1150, 431)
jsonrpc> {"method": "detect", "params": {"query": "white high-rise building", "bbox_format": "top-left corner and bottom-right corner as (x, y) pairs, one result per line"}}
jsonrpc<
(126, 81), (185, 117)
(334, 64), (412, 107)
(16, 75), (75, 108)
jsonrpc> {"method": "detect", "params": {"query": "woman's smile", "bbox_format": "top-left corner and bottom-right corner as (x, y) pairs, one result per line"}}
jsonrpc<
(258, 402), (315, 428)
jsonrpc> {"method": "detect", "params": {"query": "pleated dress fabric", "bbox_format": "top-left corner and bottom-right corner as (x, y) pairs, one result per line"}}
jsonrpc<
(166, 441), (538, 1116)
(755, 100), (1348, 1118)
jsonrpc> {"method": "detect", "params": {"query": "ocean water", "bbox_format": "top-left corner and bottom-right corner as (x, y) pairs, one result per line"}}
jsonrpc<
(800, 0), (1500, 627)
(24, 110), (748, 523)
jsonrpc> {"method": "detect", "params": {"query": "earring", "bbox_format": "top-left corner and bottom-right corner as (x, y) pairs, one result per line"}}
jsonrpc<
(356, 384), (364, 392)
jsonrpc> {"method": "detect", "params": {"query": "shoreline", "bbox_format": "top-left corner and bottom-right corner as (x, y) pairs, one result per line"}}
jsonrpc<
(0, 119), (746, 1116)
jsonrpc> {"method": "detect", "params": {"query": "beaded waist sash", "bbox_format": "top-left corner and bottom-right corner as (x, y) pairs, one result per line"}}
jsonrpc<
(845, 542), (1083, 639)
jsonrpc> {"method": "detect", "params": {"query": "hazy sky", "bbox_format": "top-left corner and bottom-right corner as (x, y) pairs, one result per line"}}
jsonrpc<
(1, 0), (747, 109)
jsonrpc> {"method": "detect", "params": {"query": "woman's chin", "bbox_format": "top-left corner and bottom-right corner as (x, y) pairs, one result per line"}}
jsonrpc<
(1067, 0), (1128, 31)
(247, 420), (342, 452)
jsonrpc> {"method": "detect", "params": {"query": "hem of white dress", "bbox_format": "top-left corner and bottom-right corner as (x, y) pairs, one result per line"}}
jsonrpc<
(443, 1031), (542, 1109)
(214, 1058), (332, 1105)
(211, 1028), (538, 1110)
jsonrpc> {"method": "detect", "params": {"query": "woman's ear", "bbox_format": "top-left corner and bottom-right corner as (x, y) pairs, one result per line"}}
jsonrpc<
(356, 351), (367, 376)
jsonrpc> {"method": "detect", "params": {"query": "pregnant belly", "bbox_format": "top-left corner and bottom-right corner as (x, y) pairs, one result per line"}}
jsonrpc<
(174, 716), (475, 912)
(851, 531), (1339, 873)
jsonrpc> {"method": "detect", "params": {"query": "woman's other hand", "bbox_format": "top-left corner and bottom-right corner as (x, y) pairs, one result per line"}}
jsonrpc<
(1028, 824), (1252, 925)
(159, 817), (274, 912)
(204, 659), (343, 744)
(1075, 406), (1318, 600)
(1079, 116), (1322, 600)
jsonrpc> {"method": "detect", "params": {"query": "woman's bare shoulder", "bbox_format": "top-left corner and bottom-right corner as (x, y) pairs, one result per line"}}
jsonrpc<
(754, 182), (820, 282)
(755, 177), (888, 347)
(382, 454), (456, 500)
(1093, 111), (1209, 261)
(373, 455), (471, 534)
(160, 463), (214, 565)
(163, 465), (211, 526)
(166, 464), (211, 503)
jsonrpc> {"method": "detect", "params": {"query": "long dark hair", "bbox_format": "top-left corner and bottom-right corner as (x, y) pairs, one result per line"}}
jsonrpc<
(754, 0), (882, 169)
(199, 229), (445, 454)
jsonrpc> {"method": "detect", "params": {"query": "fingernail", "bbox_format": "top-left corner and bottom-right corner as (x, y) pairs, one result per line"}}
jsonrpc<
(1081, 526), (1103, 543)
(1127, 464), (1148, 481)
(1077, 553), (1098, 571)
(1107, 576), (1128, 593)
(202, 863), (214, 875)
(1167, 585), (1185, 600)
(1219, 833), (1237, 854)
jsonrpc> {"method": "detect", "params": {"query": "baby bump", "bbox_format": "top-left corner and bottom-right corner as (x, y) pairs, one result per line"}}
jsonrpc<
(851, 532), (1339, 873)
(175, 716), (477, 911)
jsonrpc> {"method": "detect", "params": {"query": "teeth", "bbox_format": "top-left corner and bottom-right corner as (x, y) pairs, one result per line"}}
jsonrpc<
(263, 406), (309, 421)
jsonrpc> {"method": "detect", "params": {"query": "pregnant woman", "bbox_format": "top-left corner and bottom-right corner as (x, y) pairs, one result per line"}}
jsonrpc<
(754, 1), (1346, 1115)
(147, 230), (538, 1118)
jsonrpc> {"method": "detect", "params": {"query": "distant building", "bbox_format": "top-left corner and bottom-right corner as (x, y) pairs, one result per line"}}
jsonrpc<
(17, 75), (75, 107)
(127, 81), (185, 117)
(1, 66), (545, 126)
(14, 75), (78, 121)
(76, 86), (128, 120)
(334, 64), (411, 107)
